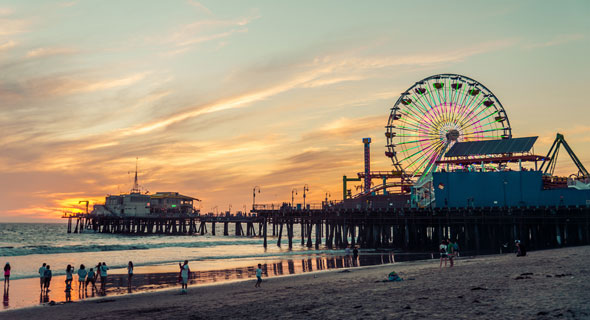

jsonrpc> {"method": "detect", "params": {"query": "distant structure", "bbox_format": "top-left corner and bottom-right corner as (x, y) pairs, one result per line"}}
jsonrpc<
(90, 161), (200, 217)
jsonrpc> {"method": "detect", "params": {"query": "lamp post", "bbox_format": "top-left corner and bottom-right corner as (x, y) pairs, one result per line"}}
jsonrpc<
(252, 186), (261, 210)
(291, 188), (298, 208)
(324, 192), (331, 206)
(303, 184), (309, 209)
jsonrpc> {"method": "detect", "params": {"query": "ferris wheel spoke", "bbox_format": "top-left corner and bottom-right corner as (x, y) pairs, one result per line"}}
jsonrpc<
(456, 91), (483, 125)
(404, 141), (444, 171)
(458, 103), (494, 129)
(462, 110), (499, 131)
(399, 140), (442, 163)
(410, 94), (439, 124)
(411, 142), (447, 175)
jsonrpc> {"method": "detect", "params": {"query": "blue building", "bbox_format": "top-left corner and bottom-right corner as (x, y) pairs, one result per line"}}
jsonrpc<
(433, 170), (590, 208)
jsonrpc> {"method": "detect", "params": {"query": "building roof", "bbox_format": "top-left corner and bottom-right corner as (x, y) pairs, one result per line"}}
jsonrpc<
(445, 137), (538, 157)
(150, 192), (200, 201)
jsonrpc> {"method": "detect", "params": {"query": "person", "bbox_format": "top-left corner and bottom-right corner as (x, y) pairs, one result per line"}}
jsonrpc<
(127, 261), (134, 288)
(86, 268), (96, 291)
(447, 240), (455, 267)
(353, 247), (359, 261)
(516, 240), (527, 257)
(387, 271), (403, 282)
(439, 240), (448, 268)
(65, 264), (74, 286)
(99, 262), (109, 294)
(64, 281), (72, 302)
(38, 263), (47, 291)
(453, 241), (460, 257)
(179, 260), (190, 294)
(77, 264), (87, 291)
(44, 265), (52, 293)
(345, 246), (351, 256)
(255, 263), (263, 288)
(95, 262), (102, 283)
(3, 263), (10, 289)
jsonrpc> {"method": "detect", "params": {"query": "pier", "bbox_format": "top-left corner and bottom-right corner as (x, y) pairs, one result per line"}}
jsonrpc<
(65, 204), (590, 254)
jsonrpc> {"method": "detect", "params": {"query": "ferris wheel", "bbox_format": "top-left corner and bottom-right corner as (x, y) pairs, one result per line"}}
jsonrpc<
(385, 74), (512, 179)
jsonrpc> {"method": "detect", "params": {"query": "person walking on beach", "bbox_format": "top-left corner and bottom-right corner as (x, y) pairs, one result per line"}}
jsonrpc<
(127, 261), (134, 289)
(453, 241), (460, 257)
(447, 240), (455, 267)
(179, 260), (190, 294)
(39, 263), (47, 291)
(353, 247), (359, 260)
(255, 264), (263, 288)
(44, 265), (52, 293)
(77, 264), (87, 291)
(86, 268), (96, 292)
(439, 240), (448, 268)
(65, 264), (74, 286)
(3, 263), (10, 289)
(99, 262), (109, 294)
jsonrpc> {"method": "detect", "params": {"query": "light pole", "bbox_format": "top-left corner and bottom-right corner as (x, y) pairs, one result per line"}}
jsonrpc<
(252, 186), (261, 210)
(303, 184), (309, 209)
(324, 192), (331, 205)
(291, 188), (298, 208)
(229, 204), (232, 214)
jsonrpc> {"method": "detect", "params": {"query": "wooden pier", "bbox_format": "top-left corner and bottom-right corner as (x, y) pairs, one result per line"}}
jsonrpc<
(64, 205), (590, 253)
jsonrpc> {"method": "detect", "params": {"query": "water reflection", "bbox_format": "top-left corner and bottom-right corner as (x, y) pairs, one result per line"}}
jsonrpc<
(3, 286), (8, 308)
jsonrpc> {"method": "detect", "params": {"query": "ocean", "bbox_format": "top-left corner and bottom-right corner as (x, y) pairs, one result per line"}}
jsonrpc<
(1, 223), (422, 310)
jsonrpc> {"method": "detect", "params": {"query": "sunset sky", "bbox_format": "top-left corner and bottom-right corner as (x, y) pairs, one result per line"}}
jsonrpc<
(1, 1), (589, 222)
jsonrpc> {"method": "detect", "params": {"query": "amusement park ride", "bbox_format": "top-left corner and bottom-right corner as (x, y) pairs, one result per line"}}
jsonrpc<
(343, 74), (590, 209)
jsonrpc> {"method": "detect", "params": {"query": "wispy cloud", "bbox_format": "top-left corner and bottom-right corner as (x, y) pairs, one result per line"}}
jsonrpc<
(187, 0), (213, 15)
(0, 39), (15, 51)
(0, 7), (14, 16)
(524, 34), (584, 49)
(26, 46), (77, 58)
(0, 18), (29, 36)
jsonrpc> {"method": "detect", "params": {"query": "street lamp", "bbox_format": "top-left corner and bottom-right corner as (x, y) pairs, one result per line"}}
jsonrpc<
(324, 192), (331, 205)
(291, 188), (298, 208)
(303, 184), (309, 209)
(252, 186), (261, 210)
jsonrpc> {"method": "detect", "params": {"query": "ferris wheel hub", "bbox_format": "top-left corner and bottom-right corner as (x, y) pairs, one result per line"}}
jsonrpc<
(446, 129), (460, 142)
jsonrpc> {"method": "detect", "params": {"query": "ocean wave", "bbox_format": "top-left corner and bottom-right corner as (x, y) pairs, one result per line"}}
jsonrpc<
(0, 238), (264, 257)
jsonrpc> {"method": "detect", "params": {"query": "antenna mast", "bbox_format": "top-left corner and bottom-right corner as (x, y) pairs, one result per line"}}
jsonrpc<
(132, 157), (140, 193)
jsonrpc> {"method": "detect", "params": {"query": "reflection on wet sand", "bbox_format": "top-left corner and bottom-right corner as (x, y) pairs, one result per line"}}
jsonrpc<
(2, 251), (431, 310)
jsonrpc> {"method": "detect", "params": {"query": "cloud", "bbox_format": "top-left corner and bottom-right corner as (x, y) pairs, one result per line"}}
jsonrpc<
(0, 8), (14, 16)
(187, 0), (213, 15)
(524, 34), (584, 49)
(0, 18), (29, 36)
(26, 47), (77, 58)
(0, 40), (15, 51)
(19, 72), (149, 97)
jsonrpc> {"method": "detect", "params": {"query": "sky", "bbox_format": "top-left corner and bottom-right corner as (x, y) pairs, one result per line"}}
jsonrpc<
(0, 0), (589, 222)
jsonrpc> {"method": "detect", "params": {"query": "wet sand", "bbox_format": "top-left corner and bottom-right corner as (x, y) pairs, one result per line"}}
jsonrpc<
(2, 252), (402, 310)
(4, 245), (590, 319)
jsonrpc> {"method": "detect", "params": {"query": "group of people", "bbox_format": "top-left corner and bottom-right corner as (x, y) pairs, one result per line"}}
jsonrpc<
(37, 261), (125, 298)
(439, 239), (459, 268)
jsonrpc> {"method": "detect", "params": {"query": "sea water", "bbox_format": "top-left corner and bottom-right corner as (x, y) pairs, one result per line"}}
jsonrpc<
(0, 223), (349, 280)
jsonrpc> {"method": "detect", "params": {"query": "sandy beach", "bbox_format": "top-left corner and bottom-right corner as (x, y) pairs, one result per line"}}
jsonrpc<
(3, 245), (589, 319)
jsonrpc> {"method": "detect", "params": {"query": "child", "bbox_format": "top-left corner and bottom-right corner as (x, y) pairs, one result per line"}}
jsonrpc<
(179, 260), (190, 294)
(3, 262), (10, 288)
(255, 264), (263, 288)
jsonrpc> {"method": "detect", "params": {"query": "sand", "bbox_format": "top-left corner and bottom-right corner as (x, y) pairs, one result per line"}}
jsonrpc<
(3, 246), (590, 320)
